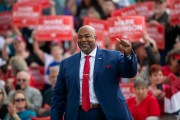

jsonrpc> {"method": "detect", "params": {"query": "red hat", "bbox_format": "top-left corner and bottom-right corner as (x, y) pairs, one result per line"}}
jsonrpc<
(171, 54), (180, 60)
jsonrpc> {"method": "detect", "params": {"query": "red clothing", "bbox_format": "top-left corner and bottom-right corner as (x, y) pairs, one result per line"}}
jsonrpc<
(127, 94), (160, 120)
(162, 65), (180, 82)
(162, 65), (173, 77)
(148, 88), (165, 115)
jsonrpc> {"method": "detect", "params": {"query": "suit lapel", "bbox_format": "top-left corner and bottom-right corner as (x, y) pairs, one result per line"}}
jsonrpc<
(74, 52), (81, 91)
(94, 48), (103, 82)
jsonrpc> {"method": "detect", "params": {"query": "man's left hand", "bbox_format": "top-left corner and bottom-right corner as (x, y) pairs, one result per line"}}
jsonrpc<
(116, 38), (132, 55)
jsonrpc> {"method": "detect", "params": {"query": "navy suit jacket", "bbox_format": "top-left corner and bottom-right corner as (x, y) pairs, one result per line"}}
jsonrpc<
(51, 48), (137, 120)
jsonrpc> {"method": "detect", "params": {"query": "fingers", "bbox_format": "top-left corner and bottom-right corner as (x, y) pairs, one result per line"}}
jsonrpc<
(116, 38), (130, 47)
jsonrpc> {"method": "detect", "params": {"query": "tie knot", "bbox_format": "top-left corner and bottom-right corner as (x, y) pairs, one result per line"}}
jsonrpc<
(85, 56), (90, 60)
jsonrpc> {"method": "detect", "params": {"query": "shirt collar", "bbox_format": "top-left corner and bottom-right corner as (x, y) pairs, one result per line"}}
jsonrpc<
(81, 47), (97, 60)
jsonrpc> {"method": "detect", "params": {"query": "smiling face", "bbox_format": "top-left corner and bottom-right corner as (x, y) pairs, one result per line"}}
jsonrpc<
(16, 71), (30, 90)
(77, 25), (96, 55)
(150, 70), (164, 85)
(14, 92), (26, 110)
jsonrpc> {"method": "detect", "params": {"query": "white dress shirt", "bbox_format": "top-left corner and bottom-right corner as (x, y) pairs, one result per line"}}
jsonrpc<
(79, 47), (99, 104)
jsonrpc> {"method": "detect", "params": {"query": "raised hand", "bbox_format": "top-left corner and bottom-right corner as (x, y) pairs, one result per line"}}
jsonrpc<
(116, 38), (132, 55)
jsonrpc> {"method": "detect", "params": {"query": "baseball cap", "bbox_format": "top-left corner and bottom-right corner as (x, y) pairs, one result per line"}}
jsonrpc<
(171, 54), (180, 60)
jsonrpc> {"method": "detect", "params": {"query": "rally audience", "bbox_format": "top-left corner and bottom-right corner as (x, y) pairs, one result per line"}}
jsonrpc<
(162, 48), (180, 82)
(37, 65), (59, 117)
(0, 0), (180, 119)
(148, 0), (180, 65)
(4, 90), (36, 120)
(127, 76), (160, 120)
(133, 33), (160, 82)
(0, 87), (8, 120)
(8, 70), (42, 112)
(148, 64), (165, 114)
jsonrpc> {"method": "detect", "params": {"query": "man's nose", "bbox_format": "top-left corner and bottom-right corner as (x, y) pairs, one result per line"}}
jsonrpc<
(81, 36), (87, 41)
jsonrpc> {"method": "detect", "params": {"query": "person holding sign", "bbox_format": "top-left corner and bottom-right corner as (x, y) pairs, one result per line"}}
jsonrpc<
(51, 25), (137, 120)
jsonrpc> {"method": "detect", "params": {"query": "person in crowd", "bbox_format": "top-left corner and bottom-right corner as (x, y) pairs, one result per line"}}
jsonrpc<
(38, 65), (59, 117)
(51, 25), (137, 120)
(86, 6), (101, 19)
(148, 0), (180, 65)
(0, 35), (6, 51)
(4, 77), (14, 95)
(148, 64), (165, 114)
(67, 0), (103, 30)
(0, 0), (15, 12)
(162, 48), (180, 114)
(2, 35), (43, 66)
(0, 58), (7, 87)
(8, 56), (35, 87)
(127, 76), (160, 120)
(162, 48), (180, 82)
(33, 37), (63, 85)
(8, 70), (42, 112)
(4, 90), (36, 120)
(63, 30), (79, 58)
(133, 33), (160, 81)
(101, 0), (117, 19)
(0, 87), (8, 120)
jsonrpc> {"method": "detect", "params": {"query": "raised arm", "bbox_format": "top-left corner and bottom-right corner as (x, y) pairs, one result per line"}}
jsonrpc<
(116, 38), (137, 78)
(49, 0), (56, 16)
(67, 0), (77, 15)
(2, 37), (13, 61)
(31, 31), (45, 63)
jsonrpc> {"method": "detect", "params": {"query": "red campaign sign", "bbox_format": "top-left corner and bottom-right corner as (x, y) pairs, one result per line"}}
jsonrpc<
(17, 0), (51, 8)
(146, 23), (165, 50)
(83, 17), (107, 48)
(96, 31), (105, 48)
(120, 83), (135, 100)
(166, 0), (171, 7)
(12, 3), (42, 27)
(169, 0), (180, 25)
(83, 17), (107, 31)
(111, 5), (136, 17)
(112, 2), (155, 20)
(35, 16), (73, 41)
(107, 16), (145, 42)
(0, 11), (12, 31)
(134, 2), (155, 20)
(29, 66), (45, 90)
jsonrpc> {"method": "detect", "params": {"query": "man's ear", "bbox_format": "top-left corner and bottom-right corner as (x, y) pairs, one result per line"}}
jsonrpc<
(94, 35), (97, 40)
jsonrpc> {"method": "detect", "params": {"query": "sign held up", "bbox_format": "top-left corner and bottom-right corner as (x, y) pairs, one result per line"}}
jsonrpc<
(35, 16), (74, 41)
(107, 16), (146, 42)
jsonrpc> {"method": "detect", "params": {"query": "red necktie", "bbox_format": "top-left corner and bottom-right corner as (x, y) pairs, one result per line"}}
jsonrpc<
(82, 56), (91, 112)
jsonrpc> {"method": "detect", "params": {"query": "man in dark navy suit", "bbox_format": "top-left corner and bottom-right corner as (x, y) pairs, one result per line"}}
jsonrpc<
(51, 25), (137, 120)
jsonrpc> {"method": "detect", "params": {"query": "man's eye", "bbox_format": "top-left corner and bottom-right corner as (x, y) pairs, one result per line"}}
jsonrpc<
(85, 35), (91, 38)
(78, 36), (82, 39)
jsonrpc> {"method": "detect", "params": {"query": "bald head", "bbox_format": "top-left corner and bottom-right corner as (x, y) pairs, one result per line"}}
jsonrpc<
(16, 70), (31, 90)
(77, 25), (97, 55)
(78, 25), (96, 36)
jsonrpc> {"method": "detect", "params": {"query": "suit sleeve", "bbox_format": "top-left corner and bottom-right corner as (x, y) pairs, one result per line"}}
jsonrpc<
(118, 50), (137, 78)
(51, 60), (66, 120)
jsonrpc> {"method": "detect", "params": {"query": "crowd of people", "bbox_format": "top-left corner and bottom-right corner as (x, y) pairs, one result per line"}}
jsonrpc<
(0, 0), (180, 120)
